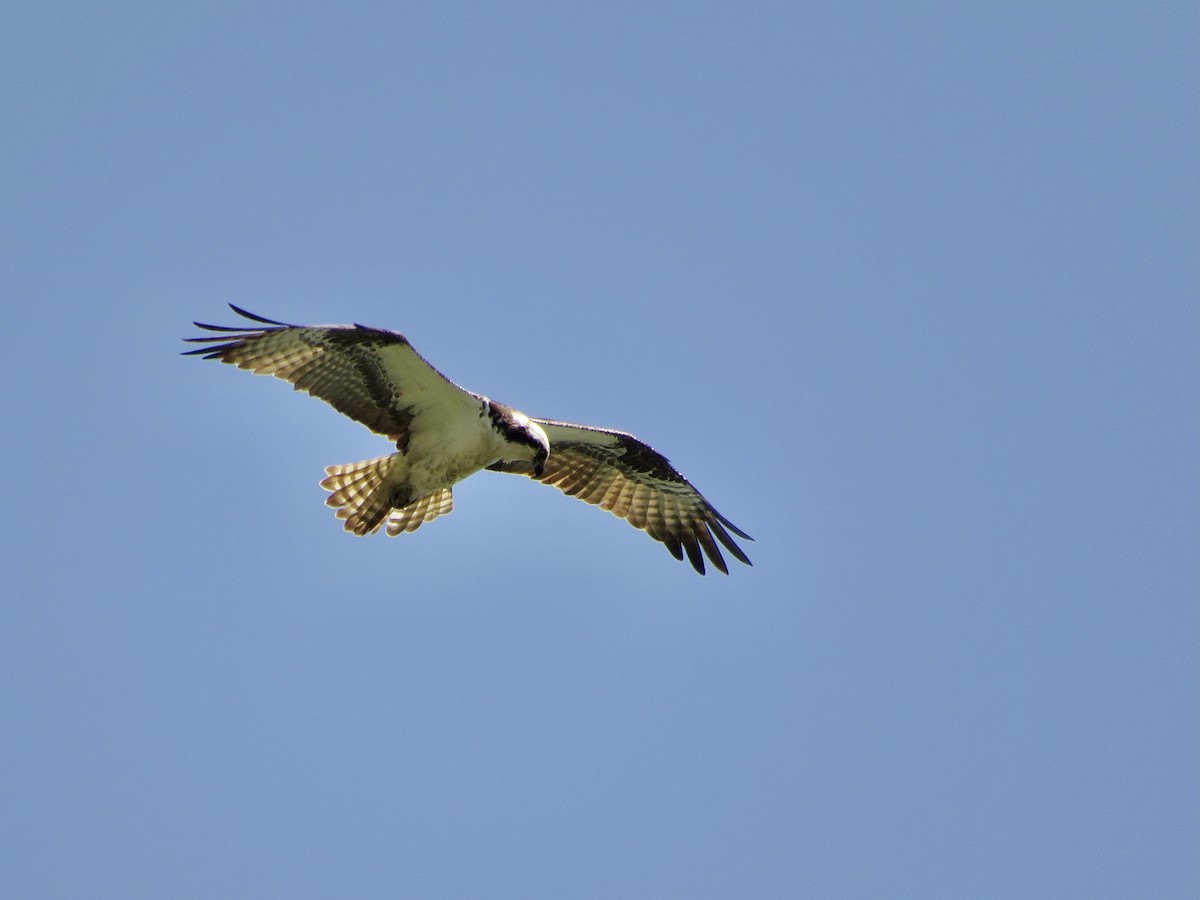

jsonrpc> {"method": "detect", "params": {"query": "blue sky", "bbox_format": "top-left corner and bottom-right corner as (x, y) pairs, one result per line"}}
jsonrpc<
(2, 2), (1197, 897)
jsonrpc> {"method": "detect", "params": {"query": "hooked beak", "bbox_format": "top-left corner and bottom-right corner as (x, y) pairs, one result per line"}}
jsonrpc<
(532, 460), (545, 478)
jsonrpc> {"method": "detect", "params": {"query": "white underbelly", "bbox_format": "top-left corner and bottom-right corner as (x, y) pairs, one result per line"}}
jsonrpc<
(406, 416), (503, 494)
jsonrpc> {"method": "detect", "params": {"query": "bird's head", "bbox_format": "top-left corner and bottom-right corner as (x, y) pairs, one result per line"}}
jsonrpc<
(525, 421), (550, 478)
(491, 403), (550, 478)
(534, 447), (549, 478)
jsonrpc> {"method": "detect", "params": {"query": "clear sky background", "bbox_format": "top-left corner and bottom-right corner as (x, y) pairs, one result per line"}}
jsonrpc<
(2, 3), (1196, 898)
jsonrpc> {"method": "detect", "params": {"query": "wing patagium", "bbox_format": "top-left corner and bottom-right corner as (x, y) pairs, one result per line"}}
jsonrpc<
(531, 419), (753, 575)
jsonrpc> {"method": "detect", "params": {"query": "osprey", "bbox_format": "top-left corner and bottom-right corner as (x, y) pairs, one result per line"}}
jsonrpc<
(185, 305), (752, 574)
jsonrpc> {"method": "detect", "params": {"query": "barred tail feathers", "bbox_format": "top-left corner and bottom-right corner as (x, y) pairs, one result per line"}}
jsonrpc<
(383, 489), (453, 536)
(319, 454), (453, 536)
(320, 454), (402, 535)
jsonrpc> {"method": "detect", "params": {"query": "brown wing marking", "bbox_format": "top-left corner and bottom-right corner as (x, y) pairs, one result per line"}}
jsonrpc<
(184, 304), (475, 444)
(531, 420), (752, 575)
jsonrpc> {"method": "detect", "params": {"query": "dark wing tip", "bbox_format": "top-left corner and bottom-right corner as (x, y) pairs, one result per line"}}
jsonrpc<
(708, 517), (753, 568)
(663, 537), (685, 563)
(662, 512), (751, 575)
(184, 306), (296, 354)
(711, 507), (753, 542)
(180, 345), (228, 358)
(227, 303), (294, 327)
(706, 548), (730, 576)
(189, 320), (246, 333)
(187, 305), (293, 335)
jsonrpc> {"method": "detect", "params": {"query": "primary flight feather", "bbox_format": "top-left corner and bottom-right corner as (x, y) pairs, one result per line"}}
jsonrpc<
(184, 305), (752, 574)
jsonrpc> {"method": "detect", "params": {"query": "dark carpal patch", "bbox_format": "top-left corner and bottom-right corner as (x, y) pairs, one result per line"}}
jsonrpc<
(335, 339), (415, 438)
(610, 433), (683, 483)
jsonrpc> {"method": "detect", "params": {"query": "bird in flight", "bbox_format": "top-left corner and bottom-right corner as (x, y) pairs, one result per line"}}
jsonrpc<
(185, 305), (752, 574)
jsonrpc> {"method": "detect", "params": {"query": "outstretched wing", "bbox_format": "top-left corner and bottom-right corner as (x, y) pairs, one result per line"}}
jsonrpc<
(530, 419), (753, 575)
(183, 304), (482, 445)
